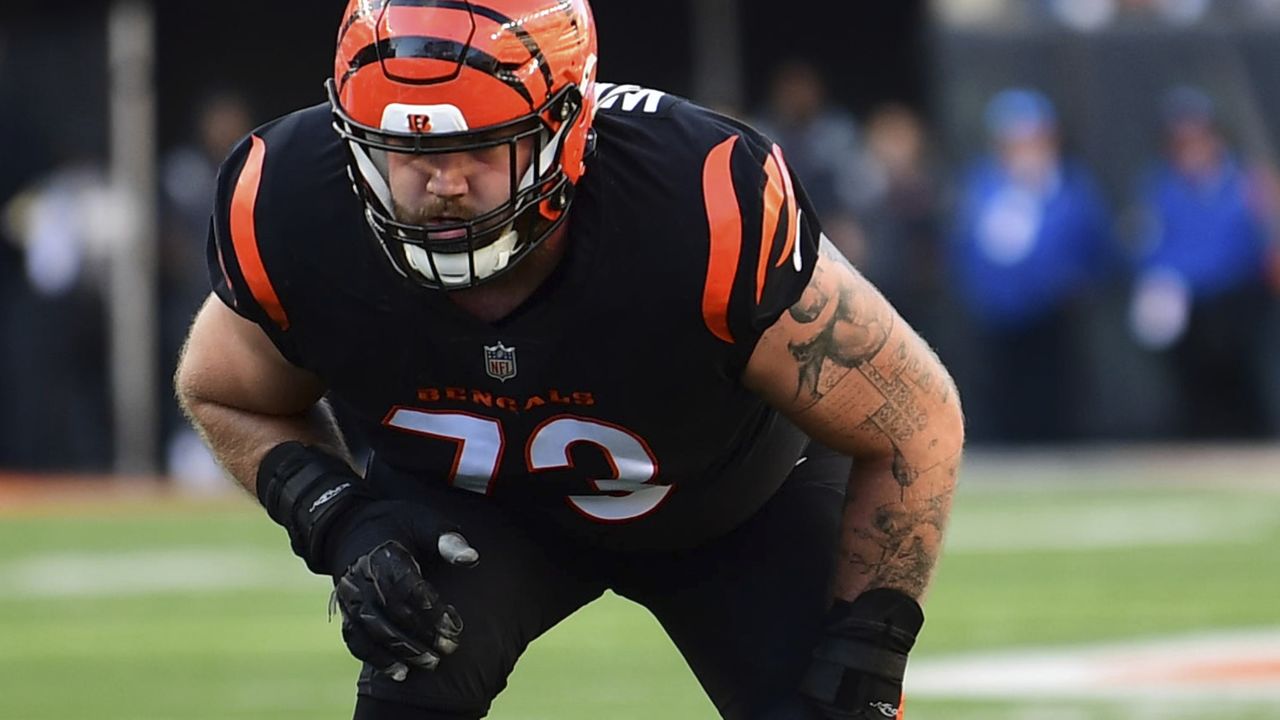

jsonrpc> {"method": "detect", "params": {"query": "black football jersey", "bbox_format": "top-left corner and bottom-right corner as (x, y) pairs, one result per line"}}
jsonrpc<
(208, 83), (823, 550)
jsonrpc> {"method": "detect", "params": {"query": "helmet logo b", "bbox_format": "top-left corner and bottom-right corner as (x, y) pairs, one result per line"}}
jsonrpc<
(408, 114), (433, 134)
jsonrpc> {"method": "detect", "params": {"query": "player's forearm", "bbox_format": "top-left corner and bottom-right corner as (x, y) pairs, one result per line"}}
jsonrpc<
(180, 396), (351, 494)
(781, 245), (963, 600)
(832, 446), (958, 601)
(742, 236), (964, 600)
(828, 323), (964, 601)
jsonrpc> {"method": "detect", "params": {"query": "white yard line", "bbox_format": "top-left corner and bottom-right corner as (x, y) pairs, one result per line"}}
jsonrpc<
(0, 548), (322, 598)
(910, 628), (1280, 701)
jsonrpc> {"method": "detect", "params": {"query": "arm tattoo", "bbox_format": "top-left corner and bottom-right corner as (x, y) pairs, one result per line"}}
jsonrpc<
(843, 490), (952, 598)
(786, 243), (944, 452)
(891, 446), (918, 490)
(783, 240), (962, 599)
(787, 244), (892, 404)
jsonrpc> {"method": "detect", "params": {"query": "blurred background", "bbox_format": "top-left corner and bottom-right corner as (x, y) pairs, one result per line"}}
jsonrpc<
(0, 1), (1277, 719)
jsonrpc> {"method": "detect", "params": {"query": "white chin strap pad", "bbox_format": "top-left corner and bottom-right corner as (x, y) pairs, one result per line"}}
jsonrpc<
(403, 226), (521, 288)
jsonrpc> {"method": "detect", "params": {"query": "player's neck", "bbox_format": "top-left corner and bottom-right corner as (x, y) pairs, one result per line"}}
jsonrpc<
(445, 224), (570, 324)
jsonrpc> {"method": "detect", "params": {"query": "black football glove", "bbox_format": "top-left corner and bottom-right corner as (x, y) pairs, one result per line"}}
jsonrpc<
(798, 589), (923, 720)
(256, 442), (480, 681)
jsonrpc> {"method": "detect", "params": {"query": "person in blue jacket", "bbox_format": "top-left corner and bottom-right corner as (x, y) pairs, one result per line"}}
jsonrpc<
(951, 88), (1114, 443)
(1129, 86), (1277, 438)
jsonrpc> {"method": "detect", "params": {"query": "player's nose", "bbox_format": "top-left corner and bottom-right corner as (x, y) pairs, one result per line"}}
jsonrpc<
(423, 152), (473, 198)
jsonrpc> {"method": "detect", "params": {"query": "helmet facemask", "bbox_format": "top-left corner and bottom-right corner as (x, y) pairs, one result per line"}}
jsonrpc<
(328, 79), (584, 291)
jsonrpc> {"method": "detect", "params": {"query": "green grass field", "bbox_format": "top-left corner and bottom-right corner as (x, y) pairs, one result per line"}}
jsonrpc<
(2, 451), (1278, 719)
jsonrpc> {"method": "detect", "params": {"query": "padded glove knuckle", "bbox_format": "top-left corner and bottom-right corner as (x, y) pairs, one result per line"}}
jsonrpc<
(333, 540), (467, 675)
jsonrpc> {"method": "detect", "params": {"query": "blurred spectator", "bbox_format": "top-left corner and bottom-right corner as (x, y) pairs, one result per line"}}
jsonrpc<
(163, 91), (253, 317)
(1041, 0), (1213, 29)
(937, 0), (1023, 27)
(0, 58), (55, 468)
(860, 104), (947, 342)
(949, 88), (1115, 443)
(160, 90), (254, 487)
(1044, 0), (1118, 31)
(942, 0), (1280, 30)
(1127, 86), (1278, 439)
(3, 162), (116, 471)
(753, 59), (879, 265)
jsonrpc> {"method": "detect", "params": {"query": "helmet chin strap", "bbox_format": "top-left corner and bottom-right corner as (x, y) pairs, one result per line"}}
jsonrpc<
(403, 224), (519, 288)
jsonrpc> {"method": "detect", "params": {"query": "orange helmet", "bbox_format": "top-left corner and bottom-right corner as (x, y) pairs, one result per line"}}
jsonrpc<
(328, 0), (598, 289)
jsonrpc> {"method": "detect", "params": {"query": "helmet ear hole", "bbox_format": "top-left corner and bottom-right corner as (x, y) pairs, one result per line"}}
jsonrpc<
(539, 183), (572, 220)
(556, 88), (581, 124)
(552, 186), (571, 211)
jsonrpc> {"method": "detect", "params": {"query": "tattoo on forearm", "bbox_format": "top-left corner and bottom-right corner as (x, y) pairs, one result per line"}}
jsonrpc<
(785, 242), (962, 599)
(843, 489), (952, 598)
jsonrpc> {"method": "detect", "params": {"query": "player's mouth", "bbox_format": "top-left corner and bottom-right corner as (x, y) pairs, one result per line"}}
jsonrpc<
(425, 217), (469, 240)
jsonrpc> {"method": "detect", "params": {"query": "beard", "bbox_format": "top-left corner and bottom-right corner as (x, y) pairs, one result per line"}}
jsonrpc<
(391, 198), (516, 237)
(392, 198), (475, 226)
(391, 199), (523, 256)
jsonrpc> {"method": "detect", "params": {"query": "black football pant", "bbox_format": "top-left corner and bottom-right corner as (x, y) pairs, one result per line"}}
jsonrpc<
(351, 444), (850, 720)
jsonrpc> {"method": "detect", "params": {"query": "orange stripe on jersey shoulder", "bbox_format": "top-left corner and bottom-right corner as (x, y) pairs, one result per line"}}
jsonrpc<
(230, 135), (290, 331)
(701, 135), (743, 344)
(756, 152), (787, 303)
(770, 144), (800, 268)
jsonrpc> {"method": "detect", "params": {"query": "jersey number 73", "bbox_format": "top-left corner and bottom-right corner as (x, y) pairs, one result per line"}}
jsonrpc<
(384, 408), (670, 523)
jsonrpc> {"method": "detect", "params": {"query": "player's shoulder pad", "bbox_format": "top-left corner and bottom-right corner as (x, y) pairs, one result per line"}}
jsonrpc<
(207, 104), (343, 363)
(693, 114), (823, 350)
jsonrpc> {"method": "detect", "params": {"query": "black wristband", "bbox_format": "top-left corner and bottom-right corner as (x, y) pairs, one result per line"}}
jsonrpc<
(255, 442), (377, 574)
(823, 589), (924, 653)
(801, 588), (924, 709)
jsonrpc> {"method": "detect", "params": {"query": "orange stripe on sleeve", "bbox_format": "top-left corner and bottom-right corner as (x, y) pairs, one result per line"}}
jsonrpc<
(230, 135), (290, 331)
(755, 153), (787, 303)
(701, 135), (743, 344)
(771, 144), (800, 268)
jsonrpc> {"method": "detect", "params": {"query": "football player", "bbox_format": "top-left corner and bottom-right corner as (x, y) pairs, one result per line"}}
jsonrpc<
(174, 1), (964, 718)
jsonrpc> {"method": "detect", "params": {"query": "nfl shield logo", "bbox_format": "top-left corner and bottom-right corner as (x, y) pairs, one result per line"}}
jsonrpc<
(484, 342), (517, 382)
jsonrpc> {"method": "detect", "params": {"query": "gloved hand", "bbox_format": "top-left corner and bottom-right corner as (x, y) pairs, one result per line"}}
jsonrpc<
(798, 589), (923, 719)
(326, 504), (480, 681)
(256, 442), (480, 680)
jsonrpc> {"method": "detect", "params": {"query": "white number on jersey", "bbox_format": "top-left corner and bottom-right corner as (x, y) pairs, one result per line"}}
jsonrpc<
(384, 410), (671, 523)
